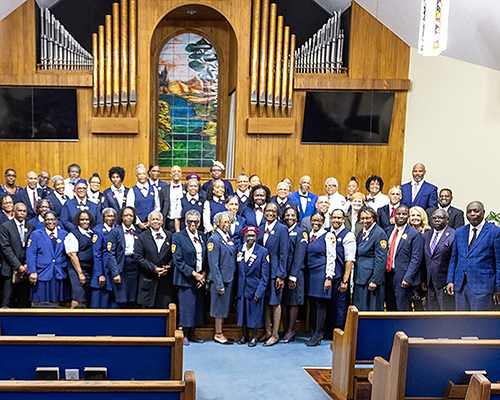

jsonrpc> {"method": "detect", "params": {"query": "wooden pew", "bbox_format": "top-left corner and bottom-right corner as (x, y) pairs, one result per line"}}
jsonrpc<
(371, 332), (500, 400)
(0, 371), (196, 400)
(444, 373), (500, 400)
(0, 330), (184, 381)
(0, 303), (177, 337)
(331, 306), (500, 400)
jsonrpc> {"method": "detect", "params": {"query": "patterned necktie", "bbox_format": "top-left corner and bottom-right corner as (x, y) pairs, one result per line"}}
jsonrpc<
(32, 191), (38, 210)
(469, 228), (478, 250)
(310, 235), (317, 242)
(386, 228), (399, 272)
(156, 233), (163, 240)
(366, 197), (375, 204)
(125, 229), (134, 235)
(430, 231), (440, 254)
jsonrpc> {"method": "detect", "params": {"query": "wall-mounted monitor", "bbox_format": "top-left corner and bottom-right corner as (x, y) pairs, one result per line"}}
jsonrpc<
(301, 91), (395, 145)
(0, 87), (78, 141)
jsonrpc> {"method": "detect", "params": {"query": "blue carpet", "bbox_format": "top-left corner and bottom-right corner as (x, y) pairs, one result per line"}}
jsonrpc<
(184, 333), (332, 400)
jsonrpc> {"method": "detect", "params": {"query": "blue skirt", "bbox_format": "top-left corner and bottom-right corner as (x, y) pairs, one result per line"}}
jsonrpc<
(90, 287), (117, 309)
(264, 279), (283, 306)
(68, 265), (92, 303)
(112, 255), (138, 304)
(282, 270), (305, 306)
(178, 286), (205, 327)
(307, 268), (332, 299)
(237, 296), (264, 329)
(31, 276), (69, 303)
(210, 280), (234, 319)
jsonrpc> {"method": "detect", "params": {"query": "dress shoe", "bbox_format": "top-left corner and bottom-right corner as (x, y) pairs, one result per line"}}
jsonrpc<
(258, 335), (271, 343)
(263, 337), (279, 347)
(248, 338), (257, 347)
(306, 334), (323, 347)
(188, 335), (204, 344)
(279, 331), (296, 343)
(237, 336), (248, 345)
(214, 335), (233, 345)
(183, 337), (190, 346)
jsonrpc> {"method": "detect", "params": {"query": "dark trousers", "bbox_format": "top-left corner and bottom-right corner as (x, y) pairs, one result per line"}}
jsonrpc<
(425, 279), (455, 311)
(455, 282), (493, 311)
(385, 270), (412, 311)
(326, 278), (350, 333)
(2, 277), (30, 308)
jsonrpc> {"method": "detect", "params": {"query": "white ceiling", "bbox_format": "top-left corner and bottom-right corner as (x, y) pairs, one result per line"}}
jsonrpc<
(313, 0), (500, 71)
(1, 0), (499, 71)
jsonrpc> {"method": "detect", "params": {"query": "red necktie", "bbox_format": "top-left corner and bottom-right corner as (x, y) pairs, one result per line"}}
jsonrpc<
(386, 228), (399, 272)
(390, 207), (395, 218)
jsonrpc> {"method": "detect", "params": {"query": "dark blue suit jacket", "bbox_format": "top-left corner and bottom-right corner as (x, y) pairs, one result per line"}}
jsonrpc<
(447, 222), (500, 295)
(287, 224), (308, 277)
(355, 224), (388, 286)
(92, 224), (114, 291)
(270, 196), (299, 218)
(229, 215), (246, 247)
(14, 189), (39, 220)
(45, 193), (65, 217)
(60, 198), (102, 232)
(207, 230), (236, 290)
(103, 187), (129, 214)
(242, 206), (265, 228)
(172, 229), (208, 288)
(378, 204), (396, 230)
(26, 228), (68, 281)
(385, 225), (424, 285)
(257, 222), (289, 279)
(423, 226), (455, 289)
(400, 181), (438, 209)
(236, 243), (269, 299)
(288, 191), (317, 222)
(106, 225), (139, 278)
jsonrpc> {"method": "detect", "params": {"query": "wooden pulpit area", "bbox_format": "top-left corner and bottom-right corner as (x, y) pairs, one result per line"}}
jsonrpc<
(0, 305), (195, 399)
(330, 306), (500, 400)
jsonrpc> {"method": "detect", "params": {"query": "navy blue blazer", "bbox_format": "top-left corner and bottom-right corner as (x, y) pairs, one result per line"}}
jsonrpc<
(355, 224), (388, 286)
(60, 198), (102, 232)
(288, 191), (318, 222)
(447, 222), (500, 295)
(45, 193), (65, 216)
(257, 222), (289, 279)
(26, 228), (68, 281)
(92, 224), (114, 291)
(270, 196), (299, 218)
(423, 226), (455, 289)
(172, 229), (208, 288)
(14, 189), (39, 220)
(106, 225), (139, 278)
(400, 181), (438, 209)
(229, 215), (246, 247)
(236, 243), (269, 299)
(103, 187), (129, 214)
(426, 206), (465, 230)
(207, 230), (237, 291)
(378, 204), (395, 230)
(242, 206), (266, 228)
(385, 225), (424, 286)
(287, 224), (308, 277)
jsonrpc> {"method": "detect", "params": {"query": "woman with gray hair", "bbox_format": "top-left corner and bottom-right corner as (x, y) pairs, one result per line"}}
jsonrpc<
(207, 211), (237, 344)
(324, 177), (346, 213)
(46, 175), (67, 216)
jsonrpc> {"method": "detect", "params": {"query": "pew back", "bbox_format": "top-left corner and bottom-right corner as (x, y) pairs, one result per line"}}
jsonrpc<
(0, 304), (177, 337)
(0, 331), (183, 381)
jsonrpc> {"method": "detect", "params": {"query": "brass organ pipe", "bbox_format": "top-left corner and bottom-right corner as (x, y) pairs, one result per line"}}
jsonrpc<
(120, 0), (129, 116)
(266, 3), (277, 107)
(92, 33), (98, 116)
(249, 0), (261, 105)
(105, 15), (112, 116)
(273, 15), (283, 107)
(281, 26), (289, 108)
(129, 0), (137, 117)
(257, 0), (269, 106)
(98, 25), (105, 116)
(287, 34), (295, 109)
(112, 3), (120, 116)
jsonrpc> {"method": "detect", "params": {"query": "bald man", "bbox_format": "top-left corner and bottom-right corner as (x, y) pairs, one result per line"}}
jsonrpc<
(288, 175), (318, 222)
(13, 171), (40, 220)
(400, 163), (438, 210)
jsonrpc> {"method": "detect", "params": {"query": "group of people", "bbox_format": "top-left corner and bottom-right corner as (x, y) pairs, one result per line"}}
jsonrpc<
(0, 161), (498, 347)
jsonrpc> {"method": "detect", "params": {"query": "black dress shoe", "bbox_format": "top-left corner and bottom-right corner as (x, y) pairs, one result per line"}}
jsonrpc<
(258, 335), (271, 343)
(263, 338), (278, 347)
(237, 336), (248, 345)
(279, 331), (296, 343)
(248, 338), (257, 347)
(306, 334), (323, 347)
(188, 335), (204, 344)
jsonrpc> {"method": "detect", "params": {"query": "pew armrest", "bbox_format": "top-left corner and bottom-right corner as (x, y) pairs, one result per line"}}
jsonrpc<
(465, 374), (491, 400)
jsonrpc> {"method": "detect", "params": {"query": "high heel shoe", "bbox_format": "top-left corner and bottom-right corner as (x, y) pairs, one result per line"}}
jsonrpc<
(279, 331), (296, 343)
(305, 333), (323, 347)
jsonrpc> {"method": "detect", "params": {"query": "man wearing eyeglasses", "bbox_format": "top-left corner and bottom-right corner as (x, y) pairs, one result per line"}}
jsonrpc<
(422, 209), (455, 311)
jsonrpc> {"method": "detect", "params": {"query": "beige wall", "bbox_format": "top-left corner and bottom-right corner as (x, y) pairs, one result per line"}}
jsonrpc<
(403, 47), (500, 214)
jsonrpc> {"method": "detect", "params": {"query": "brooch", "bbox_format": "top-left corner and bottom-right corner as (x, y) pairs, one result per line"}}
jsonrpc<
(402, 233), (408, 240)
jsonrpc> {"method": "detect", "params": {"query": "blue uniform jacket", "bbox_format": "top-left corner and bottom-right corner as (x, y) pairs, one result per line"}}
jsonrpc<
(400, 181), (438, 210)
(106, 225), (139, 278)
(207, 230), (236, 291)
(172, 229), (208, 288)
(103, 187), (129, 214)
(14, 189), (39, 221)
(92, 224), (114, 290)
(288, 191), (318, 222)
(236, 243), (269, 299)
(257, 222), (289, 279)
(60, 198), (102, 232)
(45, 193), (65, 216)
(26, 228), (69, 281)
(229, 215), (246, 247)
(447, 222), (500, 295)
(242, 206), (265, 228)
(287, 224), (308, 277)
(270, 196), (299, 218)
(355, 224), (388, 286)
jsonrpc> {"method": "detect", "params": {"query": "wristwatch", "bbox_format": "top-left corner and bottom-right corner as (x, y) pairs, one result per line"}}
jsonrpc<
(341, 280), (348, 284)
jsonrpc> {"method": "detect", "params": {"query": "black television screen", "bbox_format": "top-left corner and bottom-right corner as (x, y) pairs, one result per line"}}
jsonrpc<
(301, 91), (395, 144)
(0, 87), (78, 141)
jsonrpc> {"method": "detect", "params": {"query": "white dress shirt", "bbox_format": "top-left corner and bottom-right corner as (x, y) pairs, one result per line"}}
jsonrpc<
(187, 229), (203, 272)
(123, 224), (136, 255)
(168, 183), (183, 219)
(125, 183), (160, 223)
(365, 192), (389, 211)
(388, 224), (407, 269)
(468, 219), (485, 245)
(244, 243), (255, 262)
(327, 192), (346, 214)
(64, 226), (92, 253)
(63, 177), (76, 199)
(151, 227), (166, 253)
(263, 220), (278, 246)
(111, 184), (126, 207)
(333, 224), (357, 262)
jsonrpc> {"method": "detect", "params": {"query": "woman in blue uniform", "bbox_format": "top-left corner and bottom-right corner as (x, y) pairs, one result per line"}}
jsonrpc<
(87, 173), (108, 215)
(236, 226), (269, 347)
(28, 199), (63, 230)
(226, 195), (246, 247)
(207, 211), (236, 344)
(45, 175), (66, 217)
(243, 185), (270, 228)
(103, 166), (129, 214)
(27, 211), (69, 305)
(202, 180), (228, 234)
(106, 206), (139, 308)
(353, 206), (388, 311)
(180, 177), (204, 232)
(60, 179), (101, 232)
(305, 211), (337, 346)
(172, 210), (208, 345)
(65, 210), (95, 308)
(91, 207), (117, 308)
(0, 194), (14, 225)
(257, 202), (289, 347)
(281, 206), (308, 343)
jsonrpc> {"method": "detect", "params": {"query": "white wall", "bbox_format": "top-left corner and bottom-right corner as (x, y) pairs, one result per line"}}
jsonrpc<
(403, 47), (500, 214)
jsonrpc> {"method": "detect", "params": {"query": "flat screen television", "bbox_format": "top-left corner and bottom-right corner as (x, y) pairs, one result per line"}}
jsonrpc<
(301, 91), (395, 144)
(0, 87), (78, 141)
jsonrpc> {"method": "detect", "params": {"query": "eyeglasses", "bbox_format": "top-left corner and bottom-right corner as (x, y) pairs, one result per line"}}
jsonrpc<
(186, 220), (200, 225)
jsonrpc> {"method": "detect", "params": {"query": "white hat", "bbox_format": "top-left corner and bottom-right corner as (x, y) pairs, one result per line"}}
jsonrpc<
(212, 160), (225, 170)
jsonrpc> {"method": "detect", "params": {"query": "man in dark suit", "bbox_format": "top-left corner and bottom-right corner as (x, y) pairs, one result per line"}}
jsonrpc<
(37, 170), (53, 199)
(385, 205), (424, 311)
(423, 209), (455, 310)
(378, 186), (402, 229)
(0, 203), (35, 307)
(288, 175), (317, 222)
(13, 171), (40, 221)
(426, 188), (465, 230)
(134, 211), (174, 309)
(159, 165), (184, 233)
(446, 201), (500, 311)
(400, 163), (438, 210)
